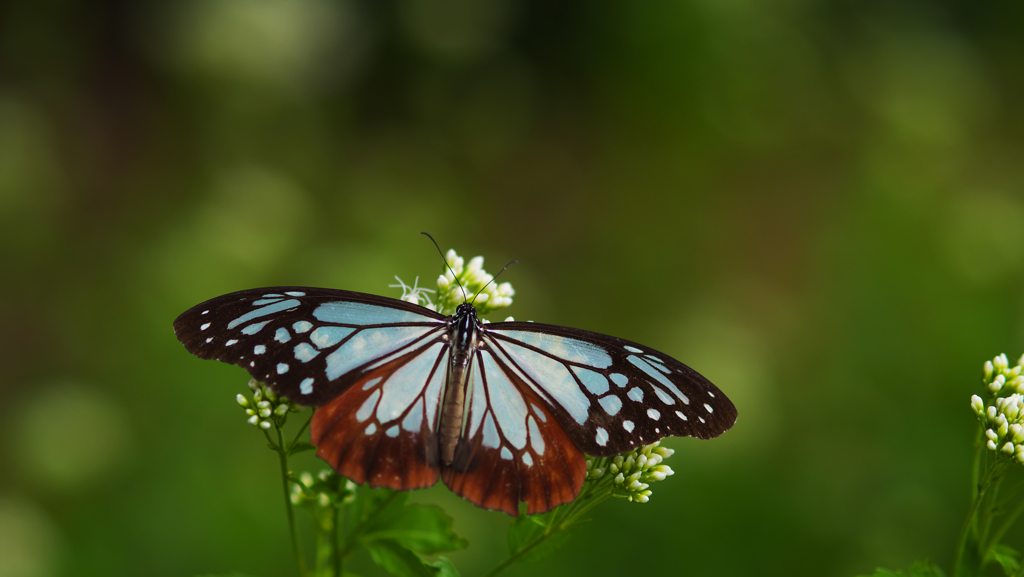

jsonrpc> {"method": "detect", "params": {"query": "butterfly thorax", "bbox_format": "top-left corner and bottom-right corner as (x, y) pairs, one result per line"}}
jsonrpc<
(439, 303), (480, 465)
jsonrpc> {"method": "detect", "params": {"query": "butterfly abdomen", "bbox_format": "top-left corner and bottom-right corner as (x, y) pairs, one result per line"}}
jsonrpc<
(439, 304), (480, 465)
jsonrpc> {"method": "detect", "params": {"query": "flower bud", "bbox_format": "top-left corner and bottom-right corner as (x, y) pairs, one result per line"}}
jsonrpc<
(248, 378), (260, 392)
(972, 395), (985, 415)
(996, 354), (1009, 373)
(259, 420), (272, 430)
(274, 404), (290, 416)
(236, 394), (249, 407)
(989, 439), (999, 451)
(986, 361), (995, 381)
(1004, 442), (1016, 454)
(248, 415), (259, 426)
(987, 429), (999, 441)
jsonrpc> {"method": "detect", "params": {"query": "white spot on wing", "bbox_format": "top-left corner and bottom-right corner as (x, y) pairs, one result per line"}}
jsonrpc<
(356, 389), (381, 422)
(624, 345), (643, 353)
(675, 410), (688, 421)
(610, 373), (628, 388)
(386, 425), (400, 438)
(254, 345), (266, 355)
(481, 414), (500, 449)
(598, 395), (622, 416)
(595, 427), (609, 446)
(294, 343), (319, 362)
(500, 447), (513, 460)
(274, 328), (291, 343)
(201, 323), (211, 330)
(201, 310), (209, 315)
(292, 320), (313, 333)
(300, 378), (314, 395)
(277, 363), (289, 374)
(226, 339), (237, 346)
(364, 423), (377, 435)
(627, 388), (644, 402)
(704, 403), (714, 413)
(522, 453), (534, 467)
(242, 321), (270, 335)
(527, 416), (545, 454)
(205, 337), (213, 343)
(571, 366), (610, 395)
(285, 291), (306, 296)
(647, 408), (660, 420)
(623, 420), (634, 432)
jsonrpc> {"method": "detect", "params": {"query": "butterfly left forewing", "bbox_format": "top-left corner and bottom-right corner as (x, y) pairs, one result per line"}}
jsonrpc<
(312, 339), (450, 490)
(485, 322), (737, 457)
(441, 349), (586, 515)
(173, 287), (446, 405)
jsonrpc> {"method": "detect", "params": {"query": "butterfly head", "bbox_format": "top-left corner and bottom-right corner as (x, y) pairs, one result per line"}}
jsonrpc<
(455, 302), (478, 319)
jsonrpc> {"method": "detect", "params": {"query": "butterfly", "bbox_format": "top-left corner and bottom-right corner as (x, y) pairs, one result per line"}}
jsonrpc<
(173, 286), (737, 515)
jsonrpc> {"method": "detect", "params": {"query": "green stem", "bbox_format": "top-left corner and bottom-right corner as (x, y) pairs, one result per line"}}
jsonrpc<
(984, 495), (1024, 564)
(953, 462), (1003, 577)
(482, 483), (615, 577)
(979, 474), (1005, 554)
(288, 413), (314, 452)
(277, 425), (307, 577)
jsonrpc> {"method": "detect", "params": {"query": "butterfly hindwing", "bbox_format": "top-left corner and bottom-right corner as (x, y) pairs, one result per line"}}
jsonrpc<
(173, 287), (446, 406)
(484, 322), (738, 457)
(441, 349), (586, 515)
(311, 340), (450, 490)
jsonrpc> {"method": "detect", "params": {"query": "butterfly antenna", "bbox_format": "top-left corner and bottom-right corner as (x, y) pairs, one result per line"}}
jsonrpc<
(471, 259), (518, 305)
(421, 232), (469, 303)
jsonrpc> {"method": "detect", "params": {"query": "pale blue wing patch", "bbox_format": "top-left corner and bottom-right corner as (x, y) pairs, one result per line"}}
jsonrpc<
(570, 366), (609, 395)
(325, 326), (435, 381)
(275, 327), (291, 343)
(312, 301), (435, 325)
(494, 340), (590, 425)
(495, 330), (613, 369)
(241, 321), (271, 335)
(376, 342), (444, 423)
(227, 299), (301, 329)
(628, 356), (689, 404)
(481, 353), (528, 450)
(310, 326), (355, 350)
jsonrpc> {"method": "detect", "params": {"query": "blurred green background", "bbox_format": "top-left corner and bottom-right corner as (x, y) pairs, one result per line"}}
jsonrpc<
(2, 0), (1023, 575)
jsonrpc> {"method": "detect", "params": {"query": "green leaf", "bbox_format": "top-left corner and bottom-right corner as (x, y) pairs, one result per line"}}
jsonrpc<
(431, 557), (460, 577)
(288, 442), (315, 455)
(987, 544), (1020, 575)
(364, 503), (468, 554)
(506, 512), (571, 564)
(364, 540), (439, 577)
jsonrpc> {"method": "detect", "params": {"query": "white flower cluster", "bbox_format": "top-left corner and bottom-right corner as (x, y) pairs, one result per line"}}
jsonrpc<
(434, 249), (515, 316)
(983, 353), (1024, 395)
(237, 378), (300, 430)
(587, 442), (675, 503)
(973, 354), (1024, 464)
